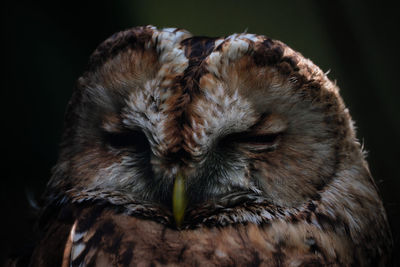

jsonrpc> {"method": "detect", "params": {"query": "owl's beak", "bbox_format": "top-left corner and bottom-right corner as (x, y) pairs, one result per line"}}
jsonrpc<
(172, 171), (187, 228)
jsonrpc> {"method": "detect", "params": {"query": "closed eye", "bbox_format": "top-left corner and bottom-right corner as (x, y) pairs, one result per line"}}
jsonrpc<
(234, 133), (280, 145)
(219, 132), (281, 152)
(104, 130), (150, 152)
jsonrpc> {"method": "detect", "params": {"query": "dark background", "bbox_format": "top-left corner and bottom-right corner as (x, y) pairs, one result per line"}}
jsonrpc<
(3, 1), (399, 264)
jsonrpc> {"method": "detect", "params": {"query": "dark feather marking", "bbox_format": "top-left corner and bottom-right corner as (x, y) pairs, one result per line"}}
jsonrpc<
(75, 204), (104, 233)
(87, 26), (154, 72)
(160, 224), (167, 242)
(272, 241), (285, 266)
(307, 201), (316, 212)
(99, 219), (116, 236)
(250, 250), (262, 267)
(86, 257), (97, 267)
(118, 242), (135, 266)
(253, 39), (284, 67)
(177, 244), (188, 262)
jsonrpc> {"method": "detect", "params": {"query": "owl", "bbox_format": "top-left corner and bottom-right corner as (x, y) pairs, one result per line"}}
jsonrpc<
(25, 26), (391, 266)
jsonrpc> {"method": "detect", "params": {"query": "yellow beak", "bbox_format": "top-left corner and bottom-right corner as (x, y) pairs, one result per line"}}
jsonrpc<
(172, 171), (187, 228)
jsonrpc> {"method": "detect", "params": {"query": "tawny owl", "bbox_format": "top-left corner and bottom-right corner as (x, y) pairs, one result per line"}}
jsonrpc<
(26, 26), (391, 266)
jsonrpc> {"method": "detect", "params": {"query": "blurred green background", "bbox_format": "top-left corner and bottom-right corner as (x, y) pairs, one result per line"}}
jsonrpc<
(3, 0), (399, 264)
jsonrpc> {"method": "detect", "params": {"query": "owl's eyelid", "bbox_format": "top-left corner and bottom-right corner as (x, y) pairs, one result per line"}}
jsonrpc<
(250, 114), (288, 134)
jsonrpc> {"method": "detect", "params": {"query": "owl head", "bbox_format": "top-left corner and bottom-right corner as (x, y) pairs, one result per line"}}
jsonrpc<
(48, 26), (363, 223)
(27, 26), (392, 267)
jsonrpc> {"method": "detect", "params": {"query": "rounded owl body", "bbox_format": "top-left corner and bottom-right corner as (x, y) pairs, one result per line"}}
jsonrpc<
(27, 26), (391, 266)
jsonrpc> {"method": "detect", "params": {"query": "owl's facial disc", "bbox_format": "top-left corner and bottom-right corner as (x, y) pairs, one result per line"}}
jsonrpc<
(54, 26), (341, 213)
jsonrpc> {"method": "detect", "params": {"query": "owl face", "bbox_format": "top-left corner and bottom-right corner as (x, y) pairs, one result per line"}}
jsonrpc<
(36, 26), (392, 266)
(53, 26), (349, 213)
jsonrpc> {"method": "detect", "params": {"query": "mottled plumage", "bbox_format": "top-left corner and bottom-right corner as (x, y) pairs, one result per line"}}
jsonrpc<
(26, 26), (391, 266)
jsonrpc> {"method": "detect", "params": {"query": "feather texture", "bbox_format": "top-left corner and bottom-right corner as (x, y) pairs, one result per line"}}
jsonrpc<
(25, 26), (392, 266)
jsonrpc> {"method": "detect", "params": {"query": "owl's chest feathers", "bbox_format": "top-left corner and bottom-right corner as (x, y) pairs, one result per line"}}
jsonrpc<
(54, 196), (347, 266)
(36, 186), (388, 266)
